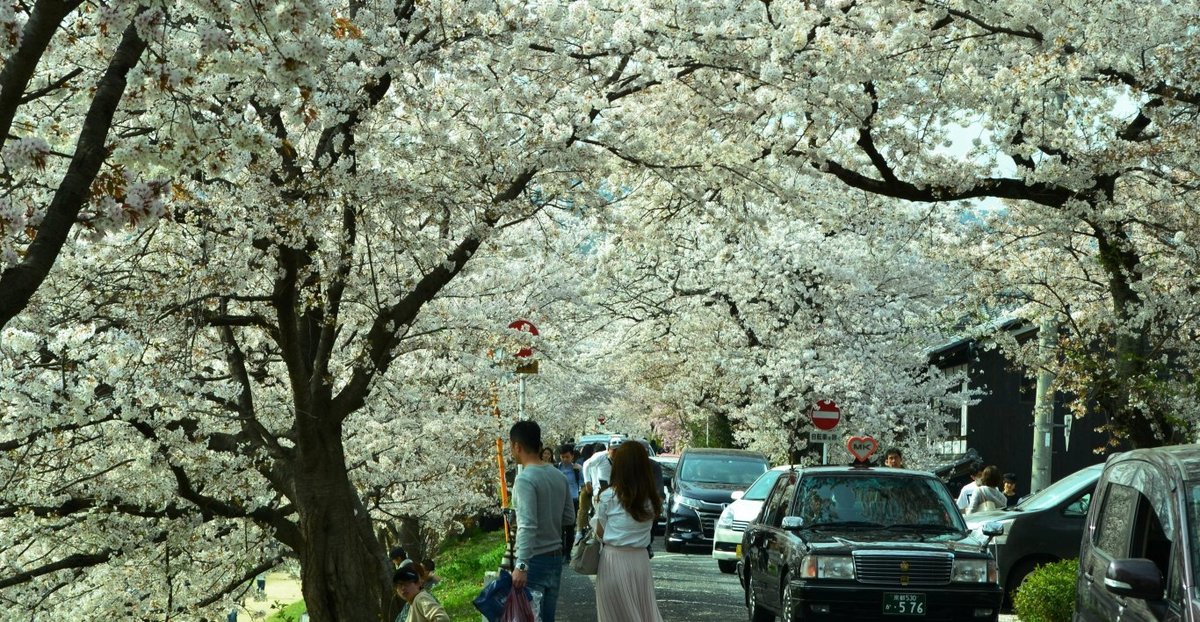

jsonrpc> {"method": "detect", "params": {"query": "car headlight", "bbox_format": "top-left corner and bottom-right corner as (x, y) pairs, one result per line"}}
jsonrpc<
(717, 508), (734, 528)
(952, 559), (998, 583)
(674, 494), (704, 510)
(800, 555), (855, 580)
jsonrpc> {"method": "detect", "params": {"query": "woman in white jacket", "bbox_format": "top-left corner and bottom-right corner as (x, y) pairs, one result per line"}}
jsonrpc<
(966, 465), (1008, 514)
(590, 441), (664, 622)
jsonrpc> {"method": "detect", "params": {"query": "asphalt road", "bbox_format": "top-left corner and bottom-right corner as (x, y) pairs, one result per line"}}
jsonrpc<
(555, 539), (1018, 622)
(557, 539), (745, 622)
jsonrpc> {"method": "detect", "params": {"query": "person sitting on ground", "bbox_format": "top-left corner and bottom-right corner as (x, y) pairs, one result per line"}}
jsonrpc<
(419, 559), (441, 593)
(394, 567), (449, 622)
(390, 546), (412, 569)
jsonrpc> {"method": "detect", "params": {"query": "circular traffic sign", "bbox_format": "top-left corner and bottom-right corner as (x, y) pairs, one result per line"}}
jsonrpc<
(809, 400), (841, 431)
(507, 319), (539, 358)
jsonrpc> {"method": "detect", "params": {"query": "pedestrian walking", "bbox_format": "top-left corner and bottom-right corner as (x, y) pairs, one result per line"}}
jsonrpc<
(591, 441), (664, 622)
(541, 447), (555, 463)
(555, 444), (583, 560)
(966, 466), (1007, 514)
(393, 567), (449, 622)
(956, 463), (984, 511)
(509, 420), (575, 622)
(582, 439), (619, 496)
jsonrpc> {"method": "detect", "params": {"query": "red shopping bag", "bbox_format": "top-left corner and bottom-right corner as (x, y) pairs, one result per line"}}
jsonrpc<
(500, 584), (536, 622)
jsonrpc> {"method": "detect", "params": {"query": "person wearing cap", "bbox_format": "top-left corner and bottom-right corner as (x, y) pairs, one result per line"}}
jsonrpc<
(393, 567), (448, 622)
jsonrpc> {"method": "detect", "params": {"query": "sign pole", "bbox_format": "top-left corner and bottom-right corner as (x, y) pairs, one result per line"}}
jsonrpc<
(518, 376), (526, 420)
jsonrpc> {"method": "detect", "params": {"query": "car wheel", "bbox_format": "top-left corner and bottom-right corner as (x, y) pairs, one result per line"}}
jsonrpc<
(781, 571), (798, 622)
(746, 573), (774, 622)
(719, 559), (738, 574)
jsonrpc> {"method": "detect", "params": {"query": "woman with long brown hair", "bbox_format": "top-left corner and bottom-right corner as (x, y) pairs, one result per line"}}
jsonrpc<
(589, 441), (664, 622)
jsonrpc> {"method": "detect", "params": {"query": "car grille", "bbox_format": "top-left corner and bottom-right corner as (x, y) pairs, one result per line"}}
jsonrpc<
(697, 510), (720, 537)
(731, 520), (750, 532)
(853, 552), (953, 585)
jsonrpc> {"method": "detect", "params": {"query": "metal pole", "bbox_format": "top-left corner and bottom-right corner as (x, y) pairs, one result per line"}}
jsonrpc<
(821, 442), (828, 465)
(1031, 317), (1058, 493)
(518, 376), (526, 420)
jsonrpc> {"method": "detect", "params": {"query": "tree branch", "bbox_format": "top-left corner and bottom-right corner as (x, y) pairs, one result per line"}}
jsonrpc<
(0, 8), (148, 329)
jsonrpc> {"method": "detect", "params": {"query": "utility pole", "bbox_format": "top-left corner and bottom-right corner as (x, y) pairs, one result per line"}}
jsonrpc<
(1031, 317), (1058, 494)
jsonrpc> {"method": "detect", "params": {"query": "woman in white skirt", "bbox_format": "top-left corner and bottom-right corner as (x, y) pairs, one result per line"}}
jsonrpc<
(590, 441), (664, 622)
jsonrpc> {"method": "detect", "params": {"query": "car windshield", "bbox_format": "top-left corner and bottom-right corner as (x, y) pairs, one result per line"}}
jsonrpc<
(793, 473), (965, 531)
(743, 470), (786, 501)
(681, 456), (767, 486)
(1014, 465), (1102, 512)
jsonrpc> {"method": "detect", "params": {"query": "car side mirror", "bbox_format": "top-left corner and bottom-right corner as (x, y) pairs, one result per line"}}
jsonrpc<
(731, 490), (745, 501)
(1105, 558), (1164, 601)
(981, 522), (1005, 537)
(781, 516), (804, 530)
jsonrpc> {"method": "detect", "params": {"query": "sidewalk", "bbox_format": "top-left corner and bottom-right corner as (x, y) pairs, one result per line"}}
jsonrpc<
(237, 571), (305, 620)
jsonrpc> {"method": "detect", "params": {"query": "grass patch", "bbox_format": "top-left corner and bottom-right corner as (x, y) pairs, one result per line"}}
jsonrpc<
(265, 599), (306, 622)
(260, 529), (507, 621)
(434, 529), (507, 619)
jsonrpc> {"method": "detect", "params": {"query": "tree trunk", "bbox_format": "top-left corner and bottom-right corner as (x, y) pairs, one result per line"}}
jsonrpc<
(292, 415), (393, 621)
(1095, 226), (1173, 449)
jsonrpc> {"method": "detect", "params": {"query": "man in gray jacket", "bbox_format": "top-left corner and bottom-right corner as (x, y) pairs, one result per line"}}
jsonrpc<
(509, 420), (574, 622)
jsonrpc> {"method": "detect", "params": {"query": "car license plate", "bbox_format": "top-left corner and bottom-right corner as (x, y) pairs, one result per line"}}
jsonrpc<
(883, 593), (926, 616)
(735, 544), (742, 558)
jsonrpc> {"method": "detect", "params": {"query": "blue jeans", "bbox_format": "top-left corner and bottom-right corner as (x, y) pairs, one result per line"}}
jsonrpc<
(526, 552), (563, 622)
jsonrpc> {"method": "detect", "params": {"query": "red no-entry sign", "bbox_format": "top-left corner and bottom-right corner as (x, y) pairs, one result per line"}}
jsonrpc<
(810, 400), (841, 431)
(508, 319), (539, 358)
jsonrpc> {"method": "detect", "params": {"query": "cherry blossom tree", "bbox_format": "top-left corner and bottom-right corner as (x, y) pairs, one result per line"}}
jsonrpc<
(0, 0), (705, 618)
(0, 2), (159, 330)
(635, 0), (1200, 447)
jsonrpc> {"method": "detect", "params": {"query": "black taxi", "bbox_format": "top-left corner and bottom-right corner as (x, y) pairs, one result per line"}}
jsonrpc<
(739, 464), (1004, 621)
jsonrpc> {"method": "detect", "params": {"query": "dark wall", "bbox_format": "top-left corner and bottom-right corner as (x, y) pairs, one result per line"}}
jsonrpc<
(938, 342), (1110, 497)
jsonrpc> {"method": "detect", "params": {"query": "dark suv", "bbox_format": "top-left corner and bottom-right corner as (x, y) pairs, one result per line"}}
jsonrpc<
(665, 448), (769, 553)
(964, 463), (1102, 604)
(1074, 445), (1200, 622)
(740, 466), (1003, 621)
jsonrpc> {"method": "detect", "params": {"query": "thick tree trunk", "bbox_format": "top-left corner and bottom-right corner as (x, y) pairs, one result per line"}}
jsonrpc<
(292, 416), (393, 622)
(1095, 226), (1174, 449)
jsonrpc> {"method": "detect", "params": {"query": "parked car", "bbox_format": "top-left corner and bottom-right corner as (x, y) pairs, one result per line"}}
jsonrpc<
(1074, 444), (1200, 621)
(964, 463), (1103, 605)
(740, 465), (1004, 621)
(652, 455), (679, 534)
(573, 433), (657, 457)
(666, 448), (769, 553)
(712, 466), (793, 574)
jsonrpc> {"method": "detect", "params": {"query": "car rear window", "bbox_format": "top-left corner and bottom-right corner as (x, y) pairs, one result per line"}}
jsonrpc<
(680, 455), (767, 486)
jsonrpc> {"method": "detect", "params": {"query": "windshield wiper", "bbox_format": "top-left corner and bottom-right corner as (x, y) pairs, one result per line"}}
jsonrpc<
(803, 521), (887, 530)
(886, 523), (962, 533)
